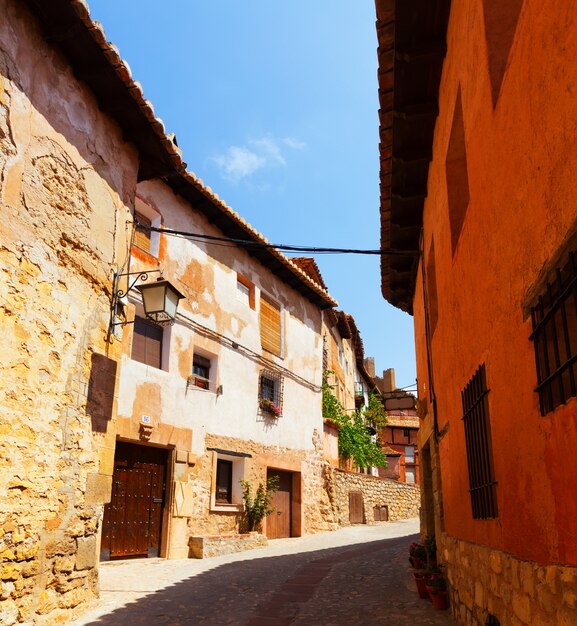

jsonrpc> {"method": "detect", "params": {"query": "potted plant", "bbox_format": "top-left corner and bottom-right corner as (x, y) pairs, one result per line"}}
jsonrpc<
(412, 569), (430, 599)
(259, 398), (282, 417)
(240, 475), (279, 532)
(409, 542), (427, 569)
(428, 572), (449, 610)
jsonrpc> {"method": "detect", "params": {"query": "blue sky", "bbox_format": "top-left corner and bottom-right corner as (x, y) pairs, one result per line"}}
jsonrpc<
(89, 0), (417, 390)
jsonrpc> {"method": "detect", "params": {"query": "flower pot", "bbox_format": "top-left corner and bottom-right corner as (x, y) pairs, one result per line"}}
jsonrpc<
(431, 591), (449, 610)
(410, 557), (425, 569)
(413, 573), (429, 600)
(425, 584), (435, 602)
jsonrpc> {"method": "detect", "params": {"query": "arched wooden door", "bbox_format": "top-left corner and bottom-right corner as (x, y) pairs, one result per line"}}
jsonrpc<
(101, 442), (168, 559)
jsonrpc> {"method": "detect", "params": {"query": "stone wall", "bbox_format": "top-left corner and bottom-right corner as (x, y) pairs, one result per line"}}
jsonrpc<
(189, 533), (267, 559)
(182, 431), (331, 540)
(0, 1), (135, 623)
(323, 467), (420, 526)
(441, 533), (577, 625)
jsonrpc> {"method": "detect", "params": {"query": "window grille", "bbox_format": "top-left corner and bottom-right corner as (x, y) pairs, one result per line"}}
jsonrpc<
(258, 370), (283, 415)
(461, 364), (498, 519)
(530, 250), (577, 415)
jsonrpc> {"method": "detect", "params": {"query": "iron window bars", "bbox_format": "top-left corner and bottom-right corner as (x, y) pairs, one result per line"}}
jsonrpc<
(258, 369), (283, 416)
(461, 363), (498, 519)
(530, 251), (577, 415)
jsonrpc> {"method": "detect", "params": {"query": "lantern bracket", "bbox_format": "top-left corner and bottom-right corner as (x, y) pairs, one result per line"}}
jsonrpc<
(110, 269), (163, 331)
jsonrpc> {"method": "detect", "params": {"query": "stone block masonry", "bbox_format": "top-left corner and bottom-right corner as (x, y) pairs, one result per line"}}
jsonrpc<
(441, 533), (577, 625)
(189, 534), (267, 559)
(322, 467), (420, 527)
(0, 0), (137, 622)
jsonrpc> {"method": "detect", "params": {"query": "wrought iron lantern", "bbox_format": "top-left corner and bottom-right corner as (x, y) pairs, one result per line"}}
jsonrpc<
(136, 279), (185, 324)
(110, 270), (185, 336)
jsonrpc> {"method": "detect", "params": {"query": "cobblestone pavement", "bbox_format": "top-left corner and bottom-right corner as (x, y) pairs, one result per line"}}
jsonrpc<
(75, 519), (455, 625)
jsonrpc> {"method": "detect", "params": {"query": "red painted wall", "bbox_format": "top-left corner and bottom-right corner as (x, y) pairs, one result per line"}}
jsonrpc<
(416, 0), (577, 566)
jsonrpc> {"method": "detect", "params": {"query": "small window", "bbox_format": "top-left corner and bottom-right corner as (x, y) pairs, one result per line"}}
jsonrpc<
(405, 446), (415, 463)
(462, 364), (498, 519)
(192, 354), (211, 390)
(258, 370), (283, 416)
(237, 274), (255, 309)
(530, 250), (577, 415)
(131, 316), (163, 369)
(260, 295), (282, 356)
(403, 428), (410, 438)
(134, 212), (152, 252)
(215, 459), (233, 504)
(405, 467), (416, 484)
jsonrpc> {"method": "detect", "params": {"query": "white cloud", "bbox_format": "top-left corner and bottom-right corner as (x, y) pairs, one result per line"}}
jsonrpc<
(212, 146), (265, 183)
(250, 136), (286, 166)
(212, 133), (306, 183)
(282, 136), (307, 150)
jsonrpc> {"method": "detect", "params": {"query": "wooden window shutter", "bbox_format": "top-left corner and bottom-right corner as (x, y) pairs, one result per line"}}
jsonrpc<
(132, 317), (163, 368)
(260, 296), (281, 356)
(134, 212), (152, 252)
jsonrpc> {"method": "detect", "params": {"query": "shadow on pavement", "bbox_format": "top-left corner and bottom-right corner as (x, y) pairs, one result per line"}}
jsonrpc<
(81, 534), (420, 626)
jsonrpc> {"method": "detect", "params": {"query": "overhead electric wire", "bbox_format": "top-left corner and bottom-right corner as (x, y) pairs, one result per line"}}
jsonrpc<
(142, 223), (420, 257)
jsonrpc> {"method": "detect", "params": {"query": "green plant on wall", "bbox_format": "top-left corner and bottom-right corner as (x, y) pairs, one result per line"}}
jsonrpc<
(322, 372), (387, 470)
(240, 474), (280, 532)
(363, 392), (388, 430)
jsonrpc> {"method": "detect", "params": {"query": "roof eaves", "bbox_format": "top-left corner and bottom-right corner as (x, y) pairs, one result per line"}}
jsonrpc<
(376, 0), (451, 314)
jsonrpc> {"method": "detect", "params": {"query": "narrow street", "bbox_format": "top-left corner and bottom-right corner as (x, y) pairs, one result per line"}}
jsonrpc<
(77, 519), (454, 626)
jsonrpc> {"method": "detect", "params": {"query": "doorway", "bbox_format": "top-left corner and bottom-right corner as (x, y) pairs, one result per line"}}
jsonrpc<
(266, 469), (292, 539)
(101, 441), (169, 560)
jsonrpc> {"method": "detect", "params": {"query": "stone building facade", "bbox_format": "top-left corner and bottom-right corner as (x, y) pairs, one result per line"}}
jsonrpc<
(376, 0), (577, 624)
(105, 172), (338, 560)
(0, 0), (183, 622)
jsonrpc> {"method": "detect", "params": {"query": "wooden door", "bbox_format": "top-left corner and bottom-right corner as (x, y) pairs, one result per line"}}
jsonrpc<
(266, 469), (292, 539)
(349, 491), (364, 524)
(101, 442), (168, 559)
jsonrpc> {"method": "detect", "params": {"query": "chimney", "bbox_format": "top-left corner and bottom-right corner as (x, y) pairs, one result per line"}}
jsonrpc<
(382, 368), (396, 393)
(364, 357), (375, 378)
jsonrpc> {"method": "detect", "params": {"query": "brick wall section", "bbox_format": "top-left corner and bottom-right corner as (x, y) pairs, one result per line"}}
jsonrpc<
(323, 467), (420, 526)
(441, 533), (577, 625)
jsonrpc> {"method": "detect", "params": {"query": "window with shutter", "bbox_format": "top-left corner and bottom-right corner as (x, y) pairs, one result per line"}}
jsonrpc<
(260, 295), (282, 356)
(134, 212), (152, 252)
(131, 316), (163, 369)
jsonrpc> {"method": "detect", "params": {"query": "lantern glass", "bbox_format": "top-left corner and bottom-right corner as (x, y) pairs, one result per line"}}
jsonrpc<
(136, 279), (184, 323)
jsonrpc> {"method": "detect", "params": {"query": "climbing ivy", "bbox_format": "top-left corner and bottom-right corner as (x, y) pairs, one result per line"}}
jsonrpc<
(322, 372), (387, 470)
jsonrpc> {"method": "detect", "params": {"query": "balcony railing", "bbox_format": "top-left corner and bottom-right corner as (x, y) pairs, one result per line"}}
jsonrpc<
(354, 382), (364, 398)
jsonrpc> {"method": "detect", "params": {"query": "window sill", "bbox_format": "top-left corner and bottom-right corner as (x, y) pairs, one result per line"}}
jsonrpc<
(210, 503), (243, 513)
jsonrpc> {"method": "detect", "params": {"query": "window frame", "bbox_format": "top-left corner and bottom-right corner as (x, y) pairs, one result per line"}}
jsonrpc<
(209, 452), (247, 512)
(215, 459), (233, 504)
(530, 250), (577, 415)
(236, 274), (255, 309)
(133, 198), (161, 257)
(192, 353), (211, 390)
(461, 363), (498, 520)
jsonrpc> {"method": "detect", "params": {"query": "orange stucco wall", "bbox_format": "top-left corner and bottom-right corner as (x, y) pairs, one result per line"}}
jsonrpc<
(416, 0), (577, 566)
